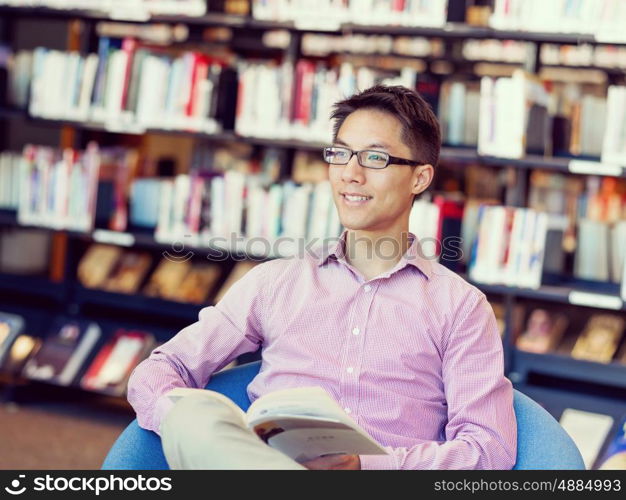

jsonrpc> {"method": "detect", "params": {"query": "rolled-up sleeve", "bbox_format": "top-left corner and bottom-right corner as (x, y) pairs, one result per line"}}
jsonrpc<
(127, 262), (268, 435)
(360, 292), (517, 470)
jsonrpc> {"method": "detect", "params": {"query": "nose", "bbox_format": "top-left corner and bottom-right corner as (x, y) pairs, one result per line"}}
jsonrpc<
(340, 154), (366, 184)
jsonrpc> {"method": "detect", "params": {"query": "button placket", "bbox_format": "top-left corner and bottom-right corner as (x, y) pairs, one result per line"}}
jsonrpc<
(339, 280), (379, 420)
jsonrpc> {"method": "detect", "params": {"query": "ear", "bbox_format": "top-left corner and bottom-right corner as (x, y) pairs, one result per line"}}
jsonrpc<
(411, 164), (434, 196)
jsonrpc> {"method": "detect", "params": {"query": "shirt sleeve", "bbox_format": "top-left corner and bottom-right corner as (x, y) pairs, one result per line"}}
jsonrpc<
(126, 262), (269, 435)
(360, 291), (517, 470)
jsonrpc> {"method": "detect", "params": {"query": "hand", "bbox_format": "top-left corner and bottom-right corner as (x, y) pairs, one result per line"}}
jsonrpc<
(302, 454), (361, 470)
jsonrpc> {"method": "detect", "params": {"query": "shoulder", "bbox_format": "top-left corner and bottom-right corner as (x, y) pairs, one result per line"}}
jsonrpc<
(248, 251), (312, 281)
(425, 261), (485, 306)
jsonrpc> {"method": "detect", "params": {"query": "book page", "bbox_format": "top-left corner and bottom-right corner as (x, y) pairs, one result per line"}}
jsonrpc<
(247, 386), (354, 427)
(246, 386), (387, 460)
(267, 428), (386, 463)
(559, 409), (614, 469)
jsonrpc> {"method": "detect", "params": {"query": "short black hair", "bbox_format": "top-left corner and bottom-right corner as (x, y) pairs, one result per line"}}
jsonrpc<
(330, 84), (441, 168)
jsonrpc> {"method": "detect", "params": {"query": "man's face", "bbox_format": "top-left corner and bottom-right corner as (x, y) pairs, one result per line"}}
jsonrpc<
(328, 108), (421, 234)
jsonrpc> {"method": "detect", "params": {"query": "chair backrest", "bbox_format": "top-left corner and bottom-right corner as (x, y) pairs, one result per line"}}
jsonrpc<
(512, 390), (584, 470)
(102, 361), (584, 470)
(102, 362), (262, 470)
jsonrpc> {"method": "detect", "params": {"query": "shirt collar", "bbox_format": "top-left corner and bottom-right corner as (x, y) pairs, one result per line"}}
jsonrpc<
(317, 230), (432, 280)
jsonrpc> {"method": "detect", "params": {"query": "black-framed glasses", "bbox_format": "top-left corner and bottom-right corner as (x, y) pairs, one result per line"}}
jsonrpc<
(323, 146), (423, 169)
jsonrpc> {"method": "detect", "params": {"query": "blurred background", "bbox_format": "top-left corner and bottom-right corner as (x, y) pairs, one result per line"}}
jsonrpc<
(0, 0), (626, 470)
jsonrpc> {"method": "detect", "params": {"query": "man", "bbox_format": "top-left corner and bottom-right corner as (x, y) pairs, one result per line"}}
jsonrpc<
(127, 85), (517, 470)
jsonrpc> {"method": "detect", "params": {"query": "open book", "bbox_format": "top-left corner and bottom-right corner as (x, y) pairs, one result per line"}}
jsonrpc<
(166, 386), (388, 463)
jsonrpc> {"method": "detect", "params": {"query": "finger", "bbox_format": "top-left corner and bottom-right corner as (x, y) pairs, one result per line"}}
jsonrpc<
(302, 454), (352, 470)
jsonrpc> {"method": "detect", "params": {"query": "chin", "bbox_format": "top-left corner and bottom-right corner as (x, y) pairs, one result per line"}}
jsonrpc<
(338, 218), (371, 231)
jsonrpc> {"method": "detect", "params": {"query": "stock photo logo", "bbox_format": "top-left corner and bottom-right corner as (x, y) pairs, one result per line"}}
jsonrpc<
(162, 236), (194, 263)
(5, 475), (26, 495)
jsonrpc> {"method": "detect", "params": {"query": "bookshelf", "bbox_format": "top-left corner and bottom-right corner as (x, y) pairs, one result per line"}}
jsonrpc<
(2, 107), (625, 177)
(4, 5), (626, 46)
(2, 210), (624, 310)
(512, 350), (626, 391)
(1, 1), (626, 445)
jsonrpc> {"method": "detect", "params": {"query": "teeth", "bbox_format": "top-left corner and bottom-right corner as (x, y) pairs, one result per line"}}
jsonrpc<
(344, 195), (370, 202)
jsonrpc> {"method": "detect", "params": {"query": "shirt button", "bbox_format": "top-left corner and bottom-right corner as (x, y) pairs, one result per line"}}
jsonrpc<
(344, 407), (351, 414)
(352, 327), (360, 336)
(363, 284), (372, 293)
(347, 367), (354, 374)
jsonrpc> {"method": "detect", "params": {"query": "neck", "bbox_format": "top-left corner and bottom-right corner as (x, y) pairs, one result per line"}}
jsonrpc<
(344, 226), (412, 281)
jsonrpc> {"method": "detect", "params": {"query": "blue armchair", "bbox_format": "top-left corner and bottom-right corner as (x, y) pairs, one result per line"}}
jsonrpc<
(103, 361), (585, 470)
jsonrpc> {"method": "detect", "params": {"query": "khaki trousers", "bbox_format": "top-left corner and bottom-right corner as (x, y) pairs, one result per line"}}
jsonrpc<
(160, 392), (306, 470)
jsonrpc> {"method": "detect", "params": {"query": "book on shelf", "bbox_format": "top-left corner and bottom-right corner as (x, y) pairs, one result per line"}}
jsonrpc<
(0, 1), (209, 17)
(478, 70), (550, 159)
(462, 39), (528, 64)
(612, 221), (626, 285)
(251, 0), (447, 28)
(166, 385), (388, 462)
(489, 0), (625, 37)
(97, 147), (140, 233)
(575, 219), (611, 282)
(142, 257), (193, 300)
(6, 49), (32, 110)
(597, 417), (626, 470)
(462, 171), (626, 288)
(516, 308), (568, 354)
(550, 81), (607, 159)
(155, 169), (342, 250)
(558, 408), (614, 470)
(570, 314), (625, 364)
(0, 151), (21, 211)
(102, 251), (152, 295)
(408, 194), (466, 264)
(80, 328), (155, 396)
(468, 205), (548, 289)
(602, 86), (626, 167)
(0, 311), (24, 367)
(130, 178), (161, 229)
(301, 32), (443, 59)
(438, 79), (480, 147)
(171, 263), (222, 305)
(459, 198), (487, 266)
(17, 143), (101, 232)
(13, 40), (237, 133)
(439, 74), (611, 161)
(22, 319), (101, 386)
(234, 59), (417, 143)
(527, 172), (626, 283)
(0, 334), (42, 375)
(541, 43), (626, 72)
(78, 244), (123, 289)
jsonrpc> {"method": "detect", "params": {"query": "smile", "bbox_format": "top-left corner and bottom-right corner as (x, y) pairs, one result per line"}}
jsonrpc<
(342, 193), (373, 204)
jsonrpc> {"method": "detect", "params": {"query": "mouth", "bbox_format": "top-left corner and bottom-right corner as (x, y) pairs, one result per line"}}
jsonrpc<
(341, 193), (373, 205)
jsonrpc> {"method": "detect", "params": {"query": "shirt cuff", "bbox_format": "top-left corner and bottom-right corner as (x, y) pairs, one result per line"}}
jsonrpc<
(359, 449), (397, 470)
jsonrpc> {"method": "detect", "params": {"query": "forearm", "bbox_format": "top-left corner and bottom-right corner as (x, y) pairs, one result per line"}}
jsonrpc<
(360, 434), (516, 470)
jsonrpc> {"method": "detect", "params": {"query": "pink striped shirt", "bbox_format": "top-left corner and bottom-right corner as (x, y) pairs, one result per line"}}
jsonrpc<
(127, 232), (517, 470)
